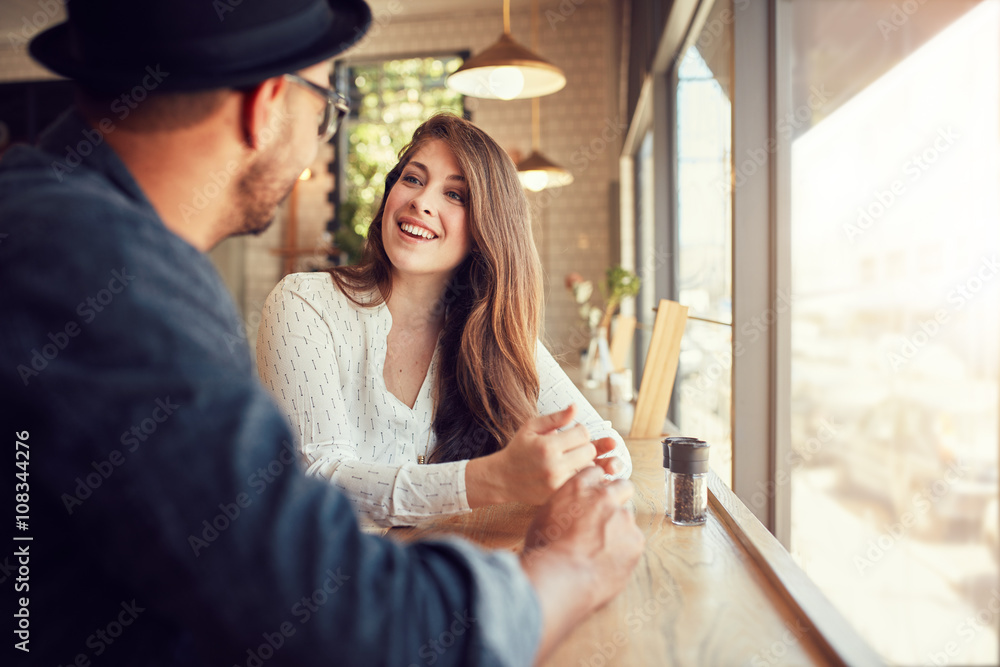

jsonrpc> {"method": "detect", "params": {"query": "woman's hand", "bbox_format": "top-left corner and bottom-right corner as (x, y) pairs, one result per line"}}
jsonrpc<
(466, 404), (623, 507)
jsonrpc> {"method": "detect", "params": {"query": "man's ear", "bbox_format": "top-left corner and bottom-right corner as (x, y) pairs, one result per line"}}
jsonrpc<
(241, 76), (289, 150)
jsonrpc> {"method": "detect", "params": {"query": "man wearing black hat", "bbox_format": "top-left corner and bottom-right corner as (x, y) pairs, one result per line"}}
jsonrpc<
(0, 1), (643, 666)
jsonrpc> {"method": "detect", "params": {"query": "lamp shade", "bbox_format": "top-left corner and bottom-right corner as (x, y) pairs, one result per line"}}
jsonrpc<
(517, 149), (574, 191)
(447, 32), (566, 100)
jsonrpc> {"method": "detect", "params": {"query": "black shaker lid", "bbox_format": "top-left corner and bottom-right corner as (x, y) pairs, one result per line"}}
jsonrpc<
(662, 436), (710, 474)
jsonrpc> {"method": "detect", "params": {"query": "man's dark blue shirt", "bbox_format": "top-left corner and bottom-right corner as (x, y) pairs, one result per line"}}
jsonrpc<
(0, 109), (539, 667)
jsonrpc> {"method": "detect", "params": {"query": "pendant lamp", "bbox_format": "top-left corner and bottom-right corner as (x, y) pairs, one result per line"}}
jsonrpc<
(516, 0), (572, 191)
(446, 0), (566, 100)
(517, 97), (573, 191)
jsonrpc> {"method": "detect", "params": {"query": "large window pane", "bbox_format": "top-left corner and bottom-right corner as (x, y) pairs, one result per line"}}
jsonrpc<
(675, 0), (733, 486)
(784, 2), (999, 664)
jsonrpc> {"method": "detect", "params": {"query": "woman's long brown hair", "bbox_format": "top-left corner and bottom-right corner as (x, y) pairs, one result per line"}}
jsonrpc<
(327, 113), (542, 462)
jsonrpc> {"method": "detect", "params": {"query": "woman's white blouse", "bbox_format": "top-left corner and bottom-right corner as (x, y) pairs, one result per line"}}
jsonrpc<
(256, 272), (633, 530)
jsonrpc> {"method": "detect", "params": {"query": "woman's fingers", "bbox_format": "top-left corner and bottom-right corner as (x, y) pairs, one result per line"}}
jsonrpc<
(592, 437), (617, 456)
(531, 404), (576, 435)
(560, 440), (598, 474)
(547, 431), (626, 486)
(549, 422), (591, 454)
(594, 456), (623, 476)
(511, 408), (629, 502)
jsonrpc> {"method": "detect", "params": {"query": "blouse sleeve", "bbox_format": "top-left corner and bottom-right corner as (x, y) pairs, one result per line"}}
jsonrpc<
(534, 339), (633, 479)
(256, 276), (472, 530)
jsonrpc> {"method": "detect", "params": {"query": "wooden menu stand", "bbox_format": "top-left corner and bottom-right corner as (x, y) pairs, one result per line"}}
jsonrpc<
(629, 299), (688, 439)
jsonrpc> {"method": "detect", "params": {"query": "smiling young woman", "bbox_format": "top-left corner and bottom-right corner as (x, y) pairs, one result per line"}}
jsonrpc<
(256, 113), (632, 530)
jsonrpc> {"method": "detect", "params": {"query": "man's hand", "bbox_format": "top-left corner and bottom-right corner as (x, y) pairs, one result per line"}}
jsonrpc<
(519, 466), (644, 664)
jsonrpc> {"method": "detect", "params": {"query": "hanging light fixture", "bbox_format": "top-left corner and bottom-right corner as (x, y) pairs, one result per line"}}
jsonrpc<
(446, 0), (566, 100)
(517, 98), (573, 191)
(516, 0), (572, 191)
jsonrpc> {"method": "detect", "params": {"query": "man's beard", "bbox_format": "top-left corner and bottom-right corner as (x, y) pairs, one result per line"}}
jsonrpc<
(229, 124), (300, 237)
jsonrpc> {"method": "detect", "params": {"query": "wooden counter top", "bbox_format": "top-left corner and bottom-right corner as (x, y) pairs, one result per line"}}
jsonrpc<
(389, 436), (881, 666)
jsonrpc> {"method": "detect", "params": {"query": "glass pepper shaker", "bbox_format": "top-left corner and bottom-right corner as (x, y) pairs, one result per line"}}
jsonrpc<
(662, 440), (672, 517)
(664, 437), (710, 526)
(662, 437), (703, 520)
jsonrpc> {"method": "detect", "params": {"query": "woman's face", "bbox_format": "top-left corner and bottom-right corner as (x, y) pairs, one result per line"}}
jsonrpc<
(382, 139), (473, 283)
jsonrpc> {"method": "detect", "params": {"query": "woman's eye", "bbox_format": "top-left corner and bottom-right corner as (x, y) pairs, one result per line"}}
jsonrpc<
(402, 174), (421, 185)
(447, 191), (466, 203)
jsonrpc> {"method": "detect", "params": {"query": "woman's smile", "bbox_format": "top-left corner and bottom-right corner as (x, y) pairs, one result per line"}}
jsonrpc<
(396, 216), (439, 241)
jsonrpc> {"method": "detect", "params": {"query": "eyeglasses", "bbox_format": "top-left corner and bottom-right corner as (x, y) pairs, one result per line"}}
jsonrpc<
(283, 73), (350, 143)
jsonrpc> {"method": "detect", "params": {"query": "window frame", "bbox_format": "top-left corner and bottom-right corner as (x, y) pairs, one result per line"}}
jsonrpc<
(621, 0), (788, 541)
(730, 0), (787, 539)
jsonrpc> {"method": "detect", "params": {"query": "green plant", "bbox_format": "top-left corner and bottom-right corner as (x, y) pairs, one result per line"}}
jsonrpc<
(565, 265), (641, 331)
(600, 265), (641, 328)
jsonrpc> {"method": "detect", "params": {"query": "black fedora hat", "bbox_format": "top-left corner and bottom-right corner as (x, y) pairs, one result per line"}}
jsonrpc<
(29, 0), (372, 92)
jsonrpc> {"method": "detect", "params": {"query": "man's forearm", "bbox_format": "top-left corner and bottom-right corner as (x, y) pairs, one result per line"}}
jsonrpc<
(519, 549), (598, 665)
